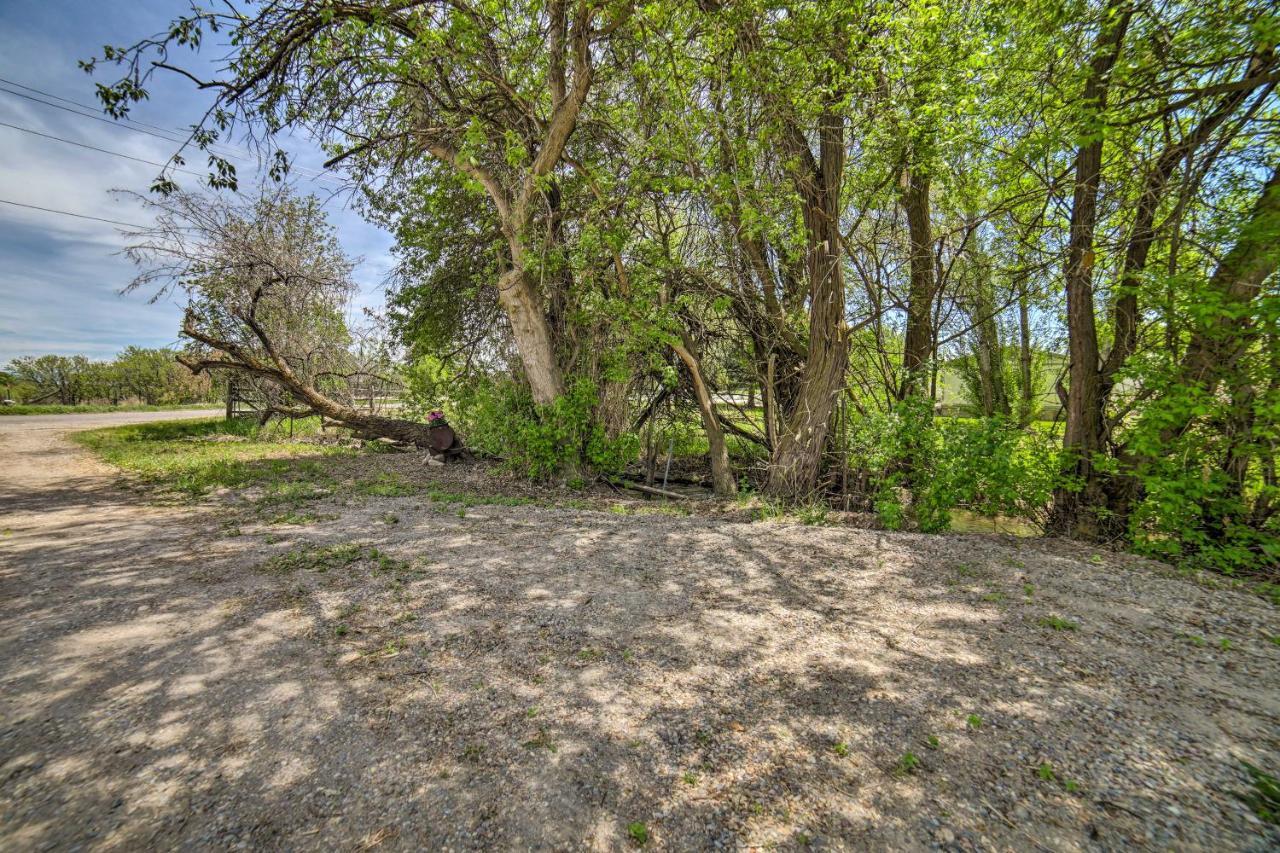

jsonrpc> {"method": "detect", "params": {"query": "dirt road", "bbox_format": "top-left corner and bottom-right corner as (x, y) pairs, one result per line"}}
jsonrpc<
(1, 413), (1278, 850)
(0, 410), (376, 849)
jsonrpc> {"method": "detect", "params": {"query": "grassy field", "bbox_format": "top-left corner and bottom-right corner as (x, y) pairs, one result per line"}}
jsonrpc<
(71, 417), (355, 499)
(1, 402), (220, 416)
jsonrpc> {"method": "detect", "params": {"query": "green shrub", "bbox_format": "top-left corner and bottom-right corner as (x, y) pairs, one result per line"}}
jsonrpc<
(933, 416), (1058, 525)
(450, 376), (639, 479)
(847, 397), (1058, 532)
(1127, 411), (1280, 576)
(1240, 762), (1280, 824)
(1120, 289), (1280, 578)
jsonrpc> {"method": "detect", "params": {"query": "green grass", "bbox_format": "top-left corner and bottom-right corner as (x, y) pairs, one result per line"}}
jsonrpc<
(76, 417), (582, 513)
(353, 477), (548, 509)
(626, 821), (649, 845)
(258, 542), (368, 574)
(426, 488), (535, 508)
(73, 417), (352, 498)
(1240, 762), (1280, 824)
(895, 751), (921, 775)
(0, 402), (219, 416)
(354, 473), (420, 497)
(797, 503), (831, 526)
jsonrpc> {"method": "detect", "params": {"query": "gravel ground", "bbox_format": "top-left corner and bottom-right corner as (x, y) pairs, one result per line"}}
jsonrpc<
(2, 417), (1278, 851)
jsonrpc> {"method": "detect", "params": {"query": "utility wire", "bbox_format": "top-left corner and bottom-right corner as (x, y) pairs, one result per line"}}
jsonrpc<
(0, 75), (273, 166)
(0, 85), (191, 144)
(0, 119), (208, 178)
(0, 197), (147, 229)
(0, 83), (342, 185)
(0, 75), (220, 142)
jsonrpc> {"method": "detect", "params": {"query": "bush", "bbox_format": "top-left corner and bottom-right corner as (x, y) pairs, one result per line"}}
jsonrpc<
(933, 416), (1059, 525)
(1127, 421), (1280, 577)
(847, 397), (1059, 532)
(443, 376), (639, 479)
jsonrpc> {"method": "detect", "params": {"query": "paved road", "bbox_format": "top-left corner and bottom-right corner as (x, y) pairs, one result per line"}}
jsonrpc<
(0, 408), (221, 432)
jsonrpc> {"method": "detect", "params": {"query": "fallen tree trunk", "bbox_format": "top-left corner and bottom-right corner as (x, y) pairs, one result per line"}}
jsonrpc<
(191, 356), (437, 446)
(178, 302), (440, 448)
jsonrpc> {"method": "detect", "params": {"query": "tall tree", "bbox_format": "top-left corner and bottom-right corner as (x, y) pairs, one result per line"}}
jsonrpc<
(89, 0), (635, 410)
(1046, 0), (1277, 538)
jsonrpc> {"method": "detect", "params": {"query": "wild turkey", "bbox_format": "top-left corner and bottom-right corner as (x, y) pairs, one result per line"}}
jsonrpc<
(425, 411), (467, 463)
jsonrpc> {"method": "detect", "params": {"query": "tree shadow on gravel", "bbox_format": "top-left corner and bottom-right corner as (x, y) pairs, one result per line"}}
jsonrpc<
(2, 480), (1278, 851)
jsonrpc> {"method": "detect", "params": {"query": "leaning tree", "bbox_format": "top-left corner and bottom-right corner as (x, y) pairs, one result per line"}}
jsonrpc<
(123, 186), (437, 446)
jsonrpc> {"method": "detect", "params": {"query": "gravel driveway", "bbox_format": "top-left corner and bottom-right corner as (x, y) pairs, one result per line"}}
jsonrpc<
(1, 413), (1278, 850)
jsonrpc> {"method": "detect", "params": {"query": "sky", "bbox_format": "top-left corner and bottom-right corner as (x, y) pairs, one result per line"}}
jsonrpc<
(0, 0), (395, 363)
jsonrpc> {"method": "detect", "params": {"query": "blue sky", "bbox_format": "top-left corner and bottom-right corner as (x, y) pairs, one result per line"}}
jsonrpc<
(0, 0), (395, 363)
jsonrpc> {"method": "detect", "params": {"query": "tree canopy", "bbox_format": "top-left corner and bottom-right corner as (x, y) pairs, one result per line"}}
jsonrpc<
(87, 0), (1280, 573)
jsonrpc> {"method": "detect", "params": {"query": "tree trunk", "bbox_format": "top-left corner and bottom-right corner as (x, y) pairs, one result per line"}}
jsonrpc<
(1047, 0), (1131, 540)
(766, 205), (848, 499)
(763, 353), (778, 450)
(767, 337), (845, 498)
(261, 372), (442, 447)
(496, 268), (566, 406)
(672, 334), (737, 496)
(970, 276), (1010, 418)
(765, 108), (848, 500)
(1176, 167), (1280, 397)
(900, 169), (936, 398)
(1017, 279), (1035, 426)
(597, 374), (629, 440)
(1117, 170), (1280, 544)
(1100, 45), (1276, 393)
(180, 320), (441, 448)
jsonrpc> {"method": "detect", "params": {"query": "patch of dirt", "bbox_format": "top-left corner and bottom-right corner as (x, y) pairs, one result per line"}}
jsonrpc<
(2, 416), (1278, 850)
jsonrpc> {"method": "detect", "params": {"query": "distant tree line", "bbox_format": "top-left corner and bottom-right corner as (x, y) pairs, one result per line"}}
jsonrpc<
(3, 348), (218, 406)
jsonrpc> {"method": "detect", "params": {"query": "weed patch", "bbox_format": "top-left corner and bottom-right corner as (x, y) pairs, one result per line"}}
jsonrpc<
(1240, 762), (1280, 824)
(356, 473), (419, 497)
(258, 543), (368, 574)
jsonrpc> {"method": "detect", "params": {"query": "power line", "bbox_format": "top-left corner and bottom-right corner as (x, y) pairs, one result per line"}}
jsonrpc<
(0, 76), (276, 167)
(0, 77), (294, 174)
(0, 75), (218, 142)
(0, 85), (193, 143)
(0, 119), (207, 178)
(0, 82), (342, 185)
(0, 76), (114, 112)
(0, 76), (262, 162)
(0, 197), (147, 229)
